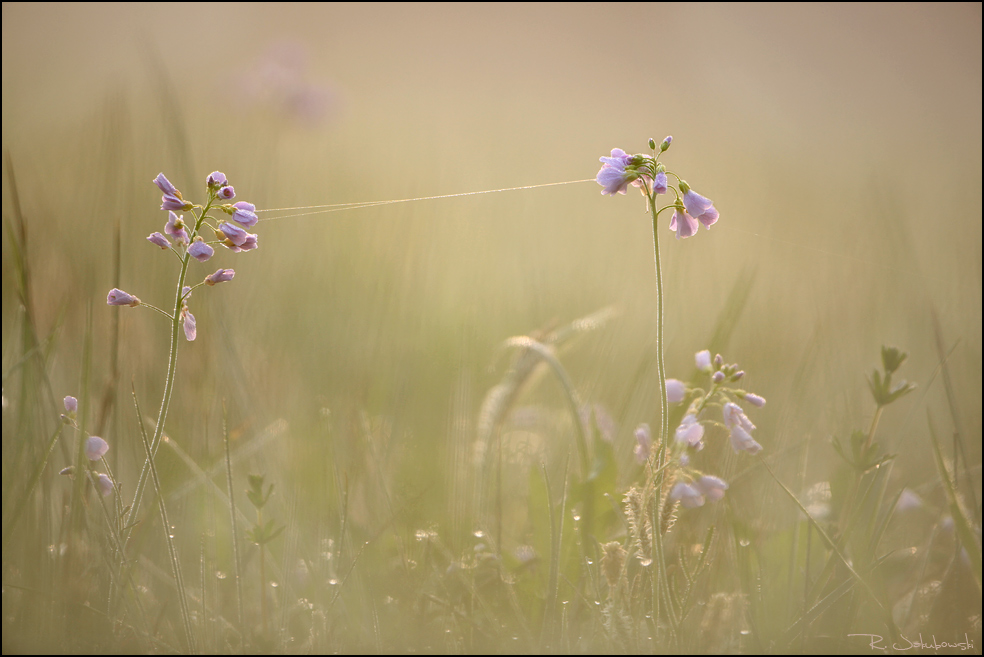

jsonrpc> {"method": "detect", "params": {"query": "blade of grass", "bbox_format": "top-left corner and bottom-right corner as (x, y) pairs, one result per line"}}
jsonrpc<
(132, 384), (195, 653)
(926, 411), (982, 592)
(222, 400), (246, 645)
(760, 459), (899, 640)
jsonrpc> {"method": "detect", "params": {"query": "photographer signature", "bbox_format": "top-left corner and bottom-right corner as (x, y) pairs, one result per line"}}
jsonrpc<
(849, 633), (975, 652)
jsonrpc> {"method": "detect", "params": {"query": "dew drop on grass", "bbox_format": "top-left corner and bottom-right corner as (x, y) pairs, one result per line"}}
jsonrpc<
(473, 530), (485, 538)
(215, 571), (227, 579)
(739, 538), (750, 547)
(328, 578), (338, 586)
(270, 581), (279, 588)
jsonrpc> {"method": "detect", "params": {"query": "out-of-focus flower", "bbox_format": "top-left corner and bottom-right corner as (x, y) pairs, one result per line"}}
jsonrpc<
(680, 182), (719, 229)
(896, 488), (924, 512)
(695, 350), (712, 372)
(723, 402), (762, 454)
(670, 481), (704, 508)
(107, 289), (140, 307)
(165, 212), (189, 244)
(695, 475), (728, 502)
(666, 378), (686, 403)
(85, 436), (109, 461)
(97, 473), (114, 497)
(205, 268), (235, 285)
(181, 308), (196, 342)
(669, 206), (698, 239)
(593, 404), (617, 443)
(231, 201), (259, 228)
(712, 371), (725, 384)
(147, 232), (171, 249)
(674, 414), (704, 450)
(743, 393), (766, 408)
(188, 239), (214, 262)
(217, 185), (236, 201)
(633, 423), (651, 464)
(64, 396), (78, 413)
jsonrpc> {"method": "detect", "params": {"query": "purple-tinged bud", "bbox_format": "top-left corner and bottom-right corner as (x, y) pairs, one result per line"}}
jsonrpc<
(188, 239), (214, 262)
(670, 482), (704, 508)
(85, 436), (109, 461)
(652, 171), (668, 195)
(181, 308), (196, 341)
(59, 466), (75, 476)
(648, 138), (657, 150)
(97, 473), (114, 497)
(207, 171), (227, 188)
(107, 288), (140, 307)
(64, 396), (78, 414)
(731, 370), (745, 381)
(695, 475), (728, 503)
(231, 201), (259, 228)
(695, 350), (712, 372)
(714, 353), (723, 367)
(660, 136), (672, 152)
(219, 221), (248, 246)
(205, 268), (235, 285)
(712, 371), (725, 384)
(153, 173), (178, 196)
(217, 185), (235, 201)
(743, 393), (766, 408)
(165, 212), (189, 244)
(147, 232), (171, 249)
(665, 378), (686, 403)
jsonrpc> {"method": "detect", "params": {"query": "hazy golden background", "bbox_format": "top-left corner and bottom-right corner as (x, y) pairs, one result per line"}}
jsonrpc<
(1, 4), (981, 650)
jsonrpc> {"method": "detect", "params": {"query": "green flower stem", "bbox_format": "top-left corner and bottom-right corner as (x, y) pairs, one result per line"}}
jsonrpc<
(645, 186), (675, 640)
(121, 196), (215, 549)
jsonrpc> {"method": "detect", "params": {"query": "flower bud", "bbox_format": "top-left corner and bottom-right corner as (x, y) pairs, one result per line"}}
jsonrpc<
(660, 136), (672, 152)
(649, 138), (657, 150)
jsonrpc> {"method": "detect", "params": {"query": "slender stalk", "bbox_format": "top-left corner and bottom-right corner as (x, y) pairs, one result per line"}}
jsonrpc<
(122, 198), (213, 548)
(645, 185), (675, 643)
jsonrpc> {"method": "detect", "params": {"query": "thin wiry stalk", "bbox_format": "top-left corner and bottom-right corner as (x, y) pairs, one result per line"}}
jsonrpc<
(644, 184), (675, 643)
(132, 385), (195, 652)
(223, 401), (246, 643)
(122, 195), (215, 552)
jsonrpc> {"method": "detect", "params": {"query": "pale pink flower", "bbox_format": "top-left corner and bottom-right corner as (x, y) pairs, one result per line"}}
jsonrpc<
(85, 436), (109, 461)
(674, 414), (704, 450)
(670, 482), (704, 508)
(695, 475), (728, 502)
(695, 350), (712, 372)
(97, 473), (114, 496)
(665, 379), (686, 403)
(668, 207), (698, 239)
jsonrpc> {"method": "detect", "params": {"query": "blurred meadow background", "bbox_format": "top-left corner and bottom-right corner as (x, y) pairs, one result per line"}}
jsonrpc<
(2, 3), (981, 653)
